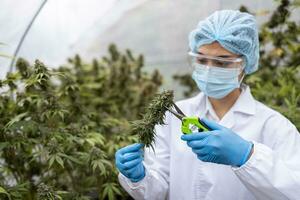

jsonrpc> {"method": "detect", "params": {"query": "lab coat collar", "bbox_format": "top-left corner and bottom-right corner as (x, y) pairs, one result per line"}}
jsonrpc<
(194, 84), (256, 128)
(230, 83), (256, 115)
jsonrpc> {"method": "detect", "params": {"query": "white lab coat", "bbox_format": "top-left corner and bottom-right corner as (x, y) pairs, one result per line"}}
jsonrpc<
(118, 84), (300, 200)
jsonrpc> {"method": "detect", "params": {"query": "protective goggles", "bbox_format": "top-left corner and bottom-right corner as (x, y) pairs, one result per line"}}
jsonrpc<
(188, 51), (245, 69)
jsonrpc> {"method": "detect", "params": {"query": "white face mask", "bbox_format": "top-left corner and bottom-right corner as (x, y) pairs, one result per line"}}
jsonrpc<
(192, 63), (244, 99)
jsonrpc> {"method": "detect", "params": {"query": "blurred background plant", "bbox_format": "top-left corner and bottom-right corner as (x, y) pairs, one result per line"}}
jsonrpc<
(174, 0), (300, 129)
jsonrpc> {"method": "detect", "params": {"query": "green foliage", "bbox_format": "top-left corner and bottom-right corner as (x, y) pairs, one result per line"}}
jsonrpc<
(36, 184), (61, 200)
(173, 74), (198, 98)
(0, 44), (163, 199)
(173, 0), (300, 130)
(244, 0), (300, 130)
(131, 90), (174, 149)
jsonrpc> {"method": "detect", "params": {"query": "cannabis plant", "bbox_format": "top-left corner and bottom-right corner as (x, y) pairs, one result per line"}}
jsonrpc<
(0, 44), (163, 199)
(131, 90), (174, 149)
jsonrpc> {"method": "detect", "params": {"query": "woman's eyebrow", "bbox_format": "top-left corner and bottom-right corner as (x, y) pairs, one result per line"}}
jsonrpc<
(197, 51), (239, 58)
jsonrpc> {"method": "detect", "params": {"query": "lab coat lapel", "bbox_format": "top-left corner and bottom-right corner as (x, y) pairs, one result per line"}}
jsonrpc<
(219, 111), (235, 129)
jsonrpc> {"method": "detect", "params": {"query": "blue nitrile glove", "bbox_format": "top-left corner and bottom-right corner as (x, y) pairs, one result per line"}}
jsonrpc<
(181, 118), (253, 167)
(115, 143), (145, 182)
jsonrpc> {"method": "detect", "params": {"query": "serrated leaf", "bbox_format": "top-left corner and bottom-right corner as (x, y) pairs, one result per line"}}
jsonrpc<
(58, 153), (82, 165)
(48, 156), (56, 169)
(0, 187), (11, 200)
(4, 112), (28, 129)
(55, 155), (64, 168)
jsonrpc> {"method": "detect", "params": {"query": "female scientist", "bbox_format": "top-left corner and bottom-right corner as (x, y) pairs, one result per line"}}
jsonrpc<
(115, 10), (300, 200)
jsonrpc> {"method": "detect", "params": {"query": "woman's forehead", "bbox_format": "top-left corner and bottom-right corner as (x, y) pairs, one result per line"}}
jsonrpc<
(198, 42), (237, 57)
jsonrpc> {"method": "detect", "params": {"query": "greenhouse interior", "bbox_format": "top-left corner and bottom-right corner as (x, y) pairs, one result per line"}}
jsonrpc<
(0, 0), (299, 199)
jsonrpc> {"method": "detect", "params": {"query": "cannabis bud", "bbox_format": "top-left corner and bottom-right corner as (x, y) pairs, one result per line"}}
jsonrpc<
(37, 183), (59, 200)
(131, 90), (174, 150)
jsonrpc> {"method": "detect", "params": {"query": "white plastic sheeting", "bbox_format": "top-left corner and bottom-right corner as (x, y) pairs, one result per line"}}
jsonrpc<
(0, 0), (147, 78)
(0, 0), (277, 88)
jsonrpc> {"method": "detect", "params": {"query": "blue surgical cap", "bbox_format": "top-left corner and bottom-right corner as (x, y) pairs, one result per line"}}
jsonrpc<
(189, 10), (259, 74)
